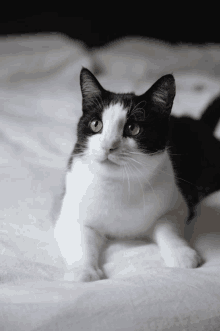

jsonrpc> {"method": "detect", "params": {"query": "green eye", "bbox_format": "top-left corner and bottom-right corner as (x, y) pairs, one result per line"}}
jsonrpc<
(89, 119), (103, 133)
(125, 123), (141, 136)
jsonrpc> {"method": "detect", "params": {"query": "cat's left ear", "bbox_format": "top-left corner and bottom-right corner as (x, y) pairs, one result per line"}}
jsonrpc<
(144, 74), (176, 115)
(80, 68), (105, 102)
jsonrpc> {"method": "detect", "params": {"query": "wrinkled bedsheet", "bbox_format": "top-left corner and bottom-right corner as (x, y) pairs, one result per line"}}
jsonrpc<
(1, 33), (220, 330)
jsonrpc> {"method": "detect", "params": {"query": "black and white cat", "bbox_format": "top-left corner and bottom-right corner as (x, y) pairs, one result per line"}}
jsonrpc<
(54, 68), (220, 282)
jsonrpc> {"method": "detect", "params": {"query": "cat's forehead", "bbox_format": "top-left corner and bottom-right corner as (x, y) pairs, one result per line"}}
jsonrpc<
(102, 103), (127, 128)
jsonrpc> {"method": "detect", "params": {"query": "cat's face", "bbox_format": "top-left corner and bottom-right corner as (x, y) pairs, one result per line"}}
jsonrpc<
(70, 68), (175, 176)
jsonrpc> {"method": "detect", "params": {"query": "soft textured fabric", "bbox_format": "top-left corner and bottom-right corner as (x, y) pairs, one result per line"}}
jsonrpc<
(1, 33), (220, 330)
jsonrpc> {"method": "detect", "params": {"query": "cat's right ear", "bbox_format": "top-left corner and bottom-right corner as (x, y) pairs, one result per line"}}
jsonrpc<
(142, 74), (176, 116)
(80, 68), (104, 102)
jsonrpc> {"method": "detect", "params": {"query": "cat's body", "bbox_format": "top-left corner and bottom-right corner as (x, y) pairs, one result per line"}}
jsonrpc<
(66, 149), (179, 240)
(168, 111), (220, 220)
(54, 68), (220, 282)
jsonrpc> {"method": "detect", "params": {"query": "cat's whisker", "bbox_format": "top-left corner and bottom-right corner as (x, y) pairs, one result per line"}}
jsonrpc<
(126, 155), (197, 187)
(73, 152), (87, 158)
(121, 151), (144, 156)
(168, 153), (183, 156)
(127, 162), (146, 218)
(122, 164), (125, 186)
(122, 148), (184, 158)
(147, 163), (196, 187)
(148, 151), (165, 156)
(120, 165), (125, 208)
(124, 156), (148, 168)
(165, 145), (183, 157)
(73, 154), (85, 158)
(124, 164), (131, 202)
(122, 153), (190, 188)
(128, 99), (133, 115)
(74, 143), (87, 150)
(122, 150), (165, 157)
(130, 100), (146, 115)
(130, 160), (159, 209)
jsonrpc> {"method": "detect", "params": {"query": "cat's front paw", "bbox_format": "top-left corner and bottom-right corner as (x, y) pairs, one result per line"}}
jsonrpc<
(64, 266), (104, 282)
(162, 246), (202, 268)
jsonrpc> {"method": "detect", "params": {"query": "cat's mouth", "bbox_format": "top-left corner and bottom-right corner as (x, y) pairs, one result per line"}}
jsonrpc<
(97, 154), (121, 166)
(104, 154), (126, 166)
(103, 158), (117, 165)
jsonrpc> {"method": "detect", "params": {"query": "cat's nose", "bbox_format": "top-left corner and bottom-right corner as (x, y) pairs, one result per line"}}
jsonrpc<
(109, 147), (117, 152)
(109, 140), (120, 153)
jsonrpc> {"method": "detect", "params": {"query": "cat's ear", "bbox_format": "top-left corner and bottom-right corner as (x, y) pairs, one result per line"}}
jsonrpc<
(144, 74), (176, 115)
(80, 68), (104, 101)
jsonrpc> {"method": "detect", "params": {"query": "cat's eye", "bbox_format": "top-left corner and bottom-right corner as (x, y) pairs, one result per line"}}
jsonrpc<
(89, 119), (103, 133)
(125, 123), (141, 136)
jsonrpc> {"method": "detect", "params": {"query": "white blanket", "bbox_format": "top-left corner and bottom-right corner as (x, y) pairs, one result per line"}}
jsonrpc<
(1, 33), (220, 330)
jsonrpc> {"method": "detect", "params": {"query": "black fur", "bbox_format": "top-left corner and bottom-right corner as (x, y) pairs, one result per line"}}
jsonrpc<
(69, 68), (220, 222)
(168, 105), (220, 221)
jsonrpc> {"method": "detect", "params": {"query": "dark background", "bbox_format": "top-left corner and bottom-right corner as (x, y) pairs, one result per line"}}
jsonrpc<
(0, 9), (219, 48)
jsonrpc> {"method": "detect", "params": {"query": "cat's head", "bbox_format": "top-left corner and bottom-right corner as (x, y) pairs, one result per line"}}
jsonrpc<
(69, 68), (175, 175)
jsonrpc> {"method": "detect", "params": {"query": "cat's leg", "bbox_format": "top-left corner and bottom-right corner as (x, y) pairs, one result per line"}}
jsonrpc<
(152, 213), (201, 268)
(55, 196), (106, 281)
(61, 224), (106, 282)
(74, 225), (107, 282)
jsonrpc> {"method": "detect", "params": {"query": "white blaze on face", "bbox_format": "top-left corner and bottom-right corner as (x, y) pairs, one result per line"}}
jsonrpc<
(87, 103), (127, 161)
(101, 103), (127, 150)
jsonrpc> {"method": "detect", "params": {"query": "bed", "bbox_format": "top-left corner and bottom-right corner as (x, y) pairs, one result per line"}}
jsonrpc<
(1, 33), (220, 330)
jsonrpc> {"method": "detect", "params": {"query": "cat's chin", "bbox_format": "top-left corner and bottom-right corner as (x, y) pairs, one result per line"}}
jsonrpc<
(89, 157), (123, 178)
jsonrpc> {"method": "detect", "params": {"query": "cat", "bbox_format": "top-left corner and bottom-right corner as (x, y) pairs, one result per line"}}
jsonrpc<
(54, 68), (220, 282)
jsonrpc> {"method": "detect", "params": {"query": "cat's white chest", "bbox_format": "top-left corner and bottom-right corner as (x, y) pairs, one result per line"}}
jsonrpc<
(62, 157), (177, 239)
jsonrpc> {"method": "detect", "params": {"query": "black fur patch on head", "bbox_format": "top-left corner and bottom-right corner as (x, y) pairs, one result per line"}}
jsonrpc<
(125, 95), (171, 154)
(124, 74), (176, 154)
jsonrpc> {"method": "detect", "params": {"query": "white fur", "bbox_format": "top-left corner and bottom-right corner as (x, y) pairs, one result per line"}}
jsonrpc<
(87, 104), (128, 164)
(54, 102), (201, 281)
